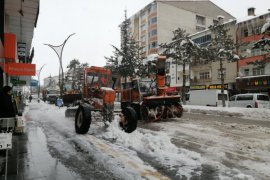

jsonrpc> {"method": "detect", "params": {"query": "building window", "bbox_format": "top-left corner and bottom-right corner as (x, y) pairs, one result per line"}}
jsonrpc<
(141, 46), (147, 53)
(243, 29), (249, 37)
(199, 72), (210, 80)
(244, 69), (249, 76)
(148, 41), (157, 49)
(141, 35), (146, 42)
(141, 24), (147, 31)
(148, 17), (157, 25)
(148, 3), (157, 13)
(165, 62), (170, 73)
(213, 19), (218, 25)
(141, 12), (146, 20)
(148, 29), (157, 37)
(193, 34), (211, 45)
(196, 26), (206, 32)
(252, 68), (264, 76)
(251, 49), (261, 56)
(196, 15), (206, 26)
(255, 26), (262, 34)
(218, 68), (226, 79)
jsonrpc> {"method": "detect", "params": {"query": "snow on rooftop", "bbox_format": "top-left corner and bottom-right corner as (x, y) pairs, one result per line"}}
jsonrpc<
(237, 11), (270, 24)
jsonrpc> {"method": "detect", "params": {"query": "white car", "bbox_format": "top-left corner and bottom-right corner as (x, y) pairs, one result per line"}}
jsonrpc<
(229, 93), (270, 108)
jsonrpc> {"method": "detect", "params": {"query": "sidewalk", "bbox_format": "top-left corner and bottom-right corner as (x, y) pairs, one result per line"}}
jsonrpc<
(0, 121), (82, 180)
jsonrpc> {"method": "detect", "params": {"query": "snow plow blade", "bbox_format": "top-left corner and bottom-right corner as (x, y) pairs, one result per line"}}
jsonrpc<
(141, 95), (183, 121)
(65, 107), (78, 117)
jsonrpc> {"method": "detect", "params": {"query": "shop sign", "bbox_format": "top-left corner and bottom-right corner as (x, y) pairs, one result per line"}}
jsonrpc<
(11, 79), (26, 85)
(5, 62), (35, 76)
(31, 79), (38, 87)
(208, 84), (228, 89)
(0, 133), (12, 150)
(190, 85), (206, 90)
(12, 86), (23, 91)
(247, 80), (270, 86)
(17, 42), (26, 62)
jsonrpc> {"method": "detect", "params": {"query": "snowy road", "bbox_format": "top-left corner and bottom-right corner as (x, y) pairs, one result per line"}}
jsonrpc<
(25, 101), (270, 180)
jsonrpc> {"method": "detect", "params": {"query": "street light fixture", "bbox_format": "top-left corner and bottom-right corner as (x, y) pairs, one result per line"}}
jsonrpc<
(37, 64), (46, 102)
(44, 33), (75, 98)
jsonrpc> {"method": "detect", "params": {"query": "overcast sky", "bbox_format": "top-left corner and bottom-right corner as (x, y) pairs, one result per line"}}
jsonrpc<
(32, 0), (270, 83)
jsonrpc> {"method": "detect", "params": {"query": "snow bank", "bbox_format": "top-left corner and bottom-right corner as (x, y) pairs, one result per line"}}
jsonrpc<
(183, 105), (270, 121)
(100, 117), (203, 179)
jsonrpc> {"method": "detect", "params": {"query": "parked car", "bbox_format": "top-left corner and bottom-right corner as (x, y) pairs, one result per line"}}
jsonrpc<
(186, 89), (229, 106)
(229, 93), (270, 108)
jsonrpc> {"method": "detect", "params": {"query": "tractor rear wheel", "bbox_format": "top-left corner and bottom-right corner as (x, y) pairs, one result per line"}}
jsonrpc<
(75, 106), (91, 134)
(122, 107), (137, 133)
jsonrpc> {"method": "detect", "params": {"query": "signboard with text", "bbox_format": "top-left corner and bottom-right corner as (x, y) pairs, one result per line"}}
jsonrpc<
(17, 42), (27, 62)
(5, 62), (35, 76)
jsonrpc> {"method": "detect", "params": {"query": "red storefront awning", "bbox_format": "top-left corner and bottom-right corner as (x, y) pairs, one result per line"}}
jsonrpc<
(5, 62), (36, 76)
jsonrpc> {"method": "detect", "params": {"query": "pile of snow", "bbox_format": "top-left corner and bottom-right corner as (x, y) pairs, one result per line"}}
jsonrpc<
(100, 117), (203, 179)
(183, 105), (270, 121)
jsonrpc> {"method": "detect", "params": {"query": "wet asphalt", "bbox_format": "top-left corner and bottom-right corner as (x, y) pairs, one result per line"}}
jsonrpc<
(0, 123), (82, 180)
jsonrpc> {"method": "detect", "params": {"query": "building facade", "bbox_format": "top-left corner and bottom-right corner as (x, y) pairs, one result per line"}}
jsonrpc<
(236, 8), (270, 95)
(124, 0), (234, 89)
(0, 0), (39, 90)
(189, 19), (237, 95)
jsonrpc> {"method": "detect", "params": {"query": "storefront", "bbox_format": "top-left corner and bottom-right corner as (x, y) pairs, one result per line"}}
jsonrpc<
(236, 75), (270, 96)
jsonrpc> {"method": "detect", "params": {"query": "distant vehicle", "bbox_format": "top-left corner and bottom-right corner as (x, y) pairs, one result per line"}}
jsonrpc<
(229, 93), (270, 108)
(46, 90), (60, 104)
(186, 89), (229, 106)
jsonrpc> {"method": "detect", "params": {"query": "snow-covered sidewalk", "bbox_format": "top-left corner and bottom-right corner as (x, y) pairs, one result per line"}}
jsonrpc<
(183, 105), (270, 121)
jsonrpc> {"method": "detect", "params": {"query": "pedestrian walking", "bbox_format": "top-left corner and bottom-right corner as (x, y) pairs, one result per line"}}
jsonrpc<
(0, 86), (16, 118)
(29, 95), (32, 103)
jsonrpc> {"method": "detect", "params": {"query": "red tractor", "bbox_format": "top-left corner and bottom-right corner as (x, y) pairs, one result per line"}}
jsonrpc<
(121, 56), (183, 121)
(65, 66), (138, 134)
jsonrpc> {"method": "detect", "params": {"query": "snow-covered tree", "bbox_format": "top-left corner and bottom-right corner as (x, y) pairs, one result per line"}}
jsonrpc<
(160, 28), (200, 104)
(105, 10), (143, 88)
(203, 22), (239, 107)
(65, 59), (89, 90)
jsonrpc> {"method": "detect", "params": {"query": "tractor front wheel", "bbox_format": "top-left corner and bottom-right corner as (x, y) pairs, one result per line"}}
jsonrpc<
(122, 107), (137, 133)
(75, 106), (91, 134)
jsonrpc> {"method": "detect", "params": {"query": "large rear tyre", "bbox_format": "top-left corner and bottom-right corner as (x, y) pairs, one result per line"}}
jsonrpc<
(75, 106), (91, 134)
(122, 107), (138, 133)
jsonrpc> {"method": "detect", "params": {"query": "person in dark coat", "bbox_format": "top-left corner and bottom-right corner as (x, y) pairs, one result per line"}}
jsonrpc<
(0, 86), (16, 118)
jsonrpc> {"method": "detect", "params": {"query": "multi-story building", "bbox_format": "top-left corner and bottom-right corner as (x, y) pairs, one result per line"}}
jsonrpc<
(189, 19), (237, 95)
(235, 8), (270, 95)
(124, 0), (234, 88)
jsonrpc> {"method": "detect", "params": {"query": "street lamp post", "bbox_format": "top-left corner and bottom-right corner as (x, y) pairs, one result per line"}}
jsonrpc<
(44, 33), (75, 98)
(37, 64), (46, 102)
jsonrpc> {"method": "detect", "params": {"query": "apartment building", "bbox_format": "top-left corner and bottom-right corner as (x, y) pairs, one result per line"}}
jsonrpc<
(189, 19), (237, 95)
(235, 8), (270, 95)
(124, 0), (234, 88)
